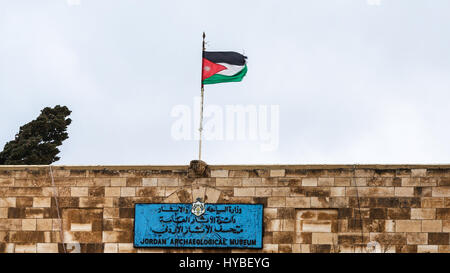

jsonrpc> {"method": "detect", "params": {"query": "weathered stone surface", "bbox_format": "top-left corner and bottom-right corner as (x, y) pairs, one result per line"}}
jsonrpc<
(302, 178), (317, 187)
(407, 233), (427, 245)
(204, 187), (221, 203)
(387, 208), (411, 220)
(422, 220), (442, 232)
(211, 170), (228, 178)
(272, 232), (295, 244)
(270, 169), (285, 177)
(412, 169), (427, 177)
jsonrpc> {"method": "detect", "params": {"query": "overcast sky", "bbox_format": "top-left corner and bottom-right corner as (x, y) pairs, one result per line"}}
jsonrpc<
(1, 0), (450, 165)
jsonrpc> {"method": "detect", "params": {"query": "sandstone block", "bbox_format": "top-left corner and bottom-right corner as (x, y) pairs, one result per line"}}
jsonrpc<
(395, 187), (414, 197)
(334, 178), (351, 186)
(110, 178), (127, 187)
(0, 198), (16, 207)
(272, 231), (295, 244)
(15, 244), (36, 253)
(157, 178), (179, 187)
(142, 178), (157, 186)
(267, 197), (285, 207)
(385, 220), (395, 232)
(126, 177), (142, 186)
(71, 223), (92, 232)
(402, 177), (420, 186)
(270, 169), (285, 177)
(234, 187), (255, 197)
(228, 171), (250, 178)
(22, 219), (36, 231)
(286, 197), (310, 208)
(105, 187), (121, 197)
(281, 219), (295, 232)
(411, 208), (435, 220)
(262, 244), (278, 253)
(300, 220), (332, 232)
(312, 233), (334, 244)
(295, 232), (312, 244)
(164, 193), (180, 203)
(104, 243), (118, 253)
(346, 187), (394, 197)
(439, 245), (450, 253)
(71, 187), (88, 197)
(37, 243), (58, 253)
(418, 245), (438, 253)
(437, 208), (450, 220)
(255, 187), (272, 196)
(411, 169), (427, 177)
(0, 208), (7, 218)
(271, 187), (290, 196)
(7, 187), (42, 197)
(266, 219), (281, 232)
(37, 219), (53, 231)
(422, 197), (444, 208)
(216, 178), (242, 187)
(302, 178), (317, 186)
(432, 187), (450, 197)
(318, 178), (334, 186)
(407, 233), (427, 245)
(0, 243), (15, 253)
(444, 220), (450, 232)
(310, 197), (329, 208)
(264, 208), (277, 219)
(0, 178), (13, 186)
(93, 178), (110, 187)
(32, 197), (51, 208)
(120, 187), (136, 197)
(79, 197), (113, 208)
(428, 232), (449, 245)
(118, 243), (135, 253)
(242, 178), (264, 186)
(330, 187), (345, 197)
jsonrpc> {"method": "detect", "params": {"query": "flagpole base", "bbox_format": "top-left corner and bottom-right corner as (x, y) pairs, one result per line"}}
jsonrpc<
(188, 160), (209, 178)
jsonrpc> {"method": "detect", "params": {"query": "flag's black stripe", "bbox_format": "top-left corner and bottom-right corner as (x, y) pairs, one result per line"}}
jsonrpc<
(203, 51), (247, 65)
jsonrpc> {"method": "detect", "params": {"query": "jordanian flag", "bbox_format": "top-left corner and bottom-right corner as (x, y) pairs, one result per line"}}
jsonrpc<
(202, 51), (247, 85)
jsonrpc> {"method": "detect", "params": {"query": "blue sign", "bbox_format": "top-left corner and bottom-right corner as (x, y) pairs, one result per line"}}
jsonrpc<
(134, 203), (263, 248)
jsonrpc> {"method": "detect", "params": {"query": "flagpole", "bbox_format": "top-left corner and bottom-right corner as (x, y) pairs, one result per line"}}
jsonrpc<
(198, 32), (206, 161)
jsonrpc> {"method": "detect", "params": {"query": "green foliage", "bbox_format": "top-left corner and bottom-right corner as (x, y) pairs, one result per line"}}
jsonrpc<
(0, 105), (72, 165)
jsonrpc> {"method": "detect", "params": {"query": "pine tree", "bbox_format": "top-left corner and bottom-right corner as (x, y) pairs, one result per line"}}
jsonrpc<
(0, 105), (72, 165)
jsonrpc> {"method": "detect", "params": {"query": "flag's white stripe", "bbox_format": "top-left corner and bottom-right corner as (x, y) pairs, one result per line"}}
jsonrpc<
(216, 63), (245, 76)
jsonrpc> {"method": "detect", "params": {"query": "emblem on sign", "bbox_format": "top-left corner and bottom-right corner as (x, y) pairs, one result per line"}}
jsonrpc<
(191, 198), (205, 216)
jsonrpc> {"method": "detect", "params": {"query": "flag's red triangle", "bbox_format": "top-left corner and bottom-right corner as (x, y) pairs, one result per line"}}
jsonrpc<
(202, 58), (226, 80)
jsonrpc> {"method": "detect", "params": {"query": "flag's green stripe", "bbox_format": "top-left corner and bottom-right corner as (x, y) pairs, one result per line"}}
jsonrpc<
(203, 65), (247, 85)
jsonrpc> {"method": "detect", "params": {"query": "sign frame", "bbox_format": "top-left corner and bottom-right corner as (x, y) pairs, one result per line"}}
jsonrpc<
(133, 203), (264, 249)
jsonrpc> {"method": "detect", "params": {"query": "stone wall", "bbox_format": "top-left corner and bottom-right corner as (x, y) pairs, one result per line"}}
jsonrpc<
(0, 164), (449, 253)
